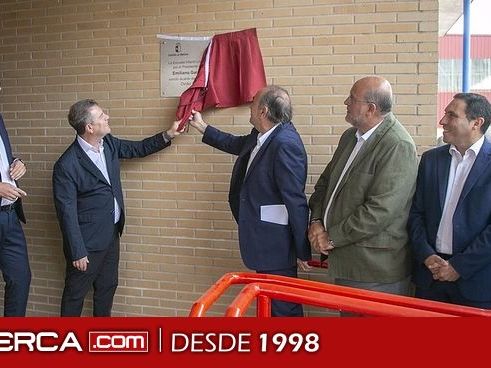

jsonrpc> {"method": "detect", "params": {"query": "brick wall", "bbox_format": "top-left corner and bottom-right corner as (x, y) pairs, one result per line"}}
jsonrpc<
(0, 0), (438, 316)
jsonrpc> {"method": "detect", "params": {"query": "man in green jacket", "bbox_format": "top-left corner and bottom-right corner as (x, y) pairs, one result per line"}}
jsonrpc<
(308, 76), (418, 297)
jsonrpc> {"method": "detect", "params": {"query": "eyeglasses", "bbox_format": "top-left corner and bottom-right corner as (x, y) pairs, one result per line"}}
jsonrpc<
(346, 96), (374, 105)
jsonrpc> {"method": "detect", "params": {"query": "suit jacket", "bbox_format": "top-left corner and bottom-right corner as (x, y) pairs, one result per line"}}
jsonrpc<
(309, 113), (418, 283)
(408, 139), (491, 301)
(203, 122), (311, 271)
(53, 133), (169, 261)
(0, 113), (26, 223)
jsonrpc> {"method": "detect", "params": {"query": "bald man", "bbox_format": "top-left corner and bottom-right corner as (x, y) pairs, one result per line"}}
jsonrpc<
(189, 85), (311, 317)
(308, 76), (418, 299)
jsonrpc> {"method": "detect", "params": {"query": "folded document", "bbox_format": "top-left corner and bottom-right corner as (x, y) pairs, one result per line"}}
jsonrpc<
(260, 204), (289, 225)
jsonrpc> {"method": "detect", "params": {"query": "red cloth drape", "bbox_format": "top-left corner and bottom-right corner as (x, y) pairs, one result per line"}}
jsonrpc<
(176, 28), (267, 130)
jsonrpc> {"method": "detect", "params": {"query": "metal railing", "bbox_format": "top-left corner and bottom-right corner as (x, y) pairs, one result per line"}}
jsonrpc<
(189, 272), (491, 317)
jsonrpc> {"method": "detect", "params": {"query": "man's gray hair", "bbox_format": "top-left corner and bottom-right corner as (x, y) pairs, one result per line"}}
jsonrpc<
(258, 85), (293, 124)
(68, 99), (98, 135)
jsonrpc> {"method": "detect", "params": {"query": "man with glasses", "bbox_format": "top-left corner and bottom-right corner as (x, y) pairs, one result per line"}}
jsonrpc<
(308, 76), (418, 301)
(53, 99), (183, 316)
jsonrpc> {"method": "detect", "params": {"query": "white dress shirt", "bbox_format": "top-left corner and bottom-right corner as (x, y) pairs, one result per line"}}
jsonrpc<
(246, 123), (280, 174)
(323, 121), (382, 228)
(77, 136), (121, 224)
(0, 137), (17, 206)
(436, 136), (484, 254)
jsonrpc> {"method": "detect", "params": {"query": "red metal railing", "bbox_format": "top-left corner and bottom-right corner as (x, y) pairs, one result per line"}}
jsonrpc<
(225, 283), (453, 317)
(189, 272), (491, 317)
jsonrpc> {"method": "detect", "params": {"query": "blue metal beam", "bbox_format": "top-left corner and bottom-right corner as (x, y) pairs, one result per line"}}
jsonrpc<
(462, 0), (471, 92)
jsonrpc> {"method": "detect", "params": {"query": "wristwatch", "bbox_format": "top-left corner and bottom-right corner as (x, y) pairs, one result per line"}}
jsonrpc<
(310, 218), (322, 225)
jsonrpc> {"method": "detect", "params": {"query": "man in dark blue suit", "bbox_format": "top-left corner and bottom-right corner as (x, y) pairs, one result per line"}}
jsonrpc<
(189, 85), (311, 316)
(408, 93), (491, 308)
(0, 113), (30, 316)
(53, 99), (183, 316)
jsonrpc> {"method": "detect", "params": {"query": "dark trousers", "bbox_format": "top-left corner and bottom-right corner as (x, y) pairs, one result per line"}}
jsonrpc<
(256, 266), (303, 317)
(0, 209), (31, 316)
(61, 227), (120, 316)
(416, 282), (491, 309)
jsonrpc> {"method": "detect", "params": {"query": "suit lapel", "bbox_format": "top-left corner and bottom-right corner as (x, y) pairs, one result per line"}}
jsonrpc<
(458, 138), (491, 205)
(74, 140), (111, 186)
(103, 140), (114, 184)
(324, 133), (357, 205)
(349, 114), (393, 172)
(0, 114), (14, 164)
(243, 123), (283, 182)
(335, 115), (394, 194)
(436, 147), (451, 212)
(231, 132), (257, 189)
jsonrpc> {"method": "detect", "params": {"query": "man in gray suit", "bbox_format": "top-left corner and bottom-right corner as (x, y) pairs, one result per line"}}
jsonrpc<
(309, 76), (418, 297)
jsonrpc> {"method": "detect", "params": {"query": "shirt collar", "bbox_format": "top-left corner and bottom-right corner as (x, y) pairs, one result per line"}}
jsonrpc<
(356, 120), (383, 142)
(449, 135), (484, 158)
(77, 135), (104, 154)
(257, 123), (280, 147)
